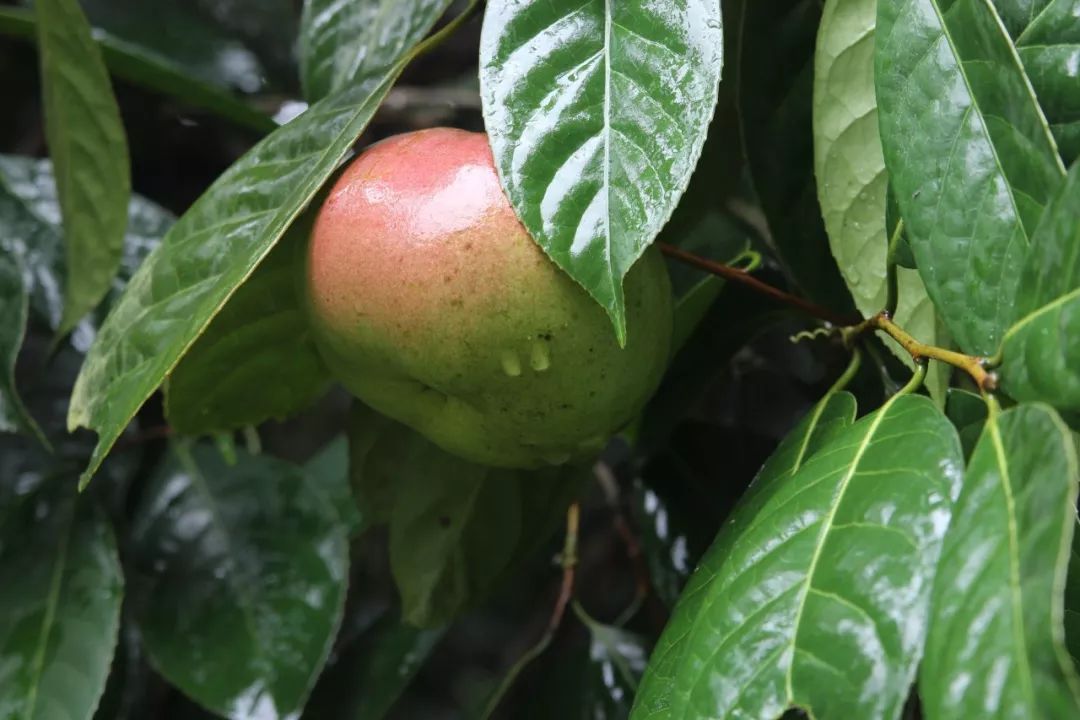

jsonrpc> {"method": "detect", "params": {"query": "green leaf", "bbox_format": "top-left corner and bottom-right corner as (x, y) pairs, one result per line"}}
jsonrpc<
(68, 67), (404, 488)
(921, 403), (1080, 718)
(300, 0), (453, 102)
(736, 0), (855, 313)
(36, 0), (131, 336)
(1065, 518), (1080, 664)
(130, 442), (349, 719)
(876, 0), (1066, 355)
(0, 478), (123, 720)
(0, 216), (43, 442)
(0, 6), (275, 134)
(632, 393), (963, 719)
(1008, 0), (1080, 163)
(944, 387), (988, 459)
(631, 478), (700, 609)
(812, 0), (948, 404)
(575, 604), (651, 717)
(991, 0), (1054, 36)
(164, 216), (331, 435)
(304, 435), (362, 532)
(0, 155), (174, 339)
(348, 404), (585, 627)
(999, 160), (1080, 409)
(301, 613), (444, 720)
(479, 0), (724, 342)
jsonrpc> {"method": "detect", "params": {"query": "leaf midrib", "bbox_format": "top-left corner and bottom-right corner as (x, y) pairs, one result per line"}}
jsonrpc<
(987, 413), (1037, 709)
(782, 394), (895, 703)
(23, 501), (74, 720)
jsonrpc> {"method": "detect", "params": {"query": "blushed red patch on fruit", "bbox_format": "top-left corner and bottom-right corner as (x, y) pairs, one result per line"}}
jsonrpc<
(307, 128), (539, 344)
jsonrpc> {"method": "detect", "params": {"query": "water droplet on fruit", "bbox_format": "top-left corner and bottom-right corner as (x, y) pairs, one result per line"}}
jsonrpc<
(530, 341), (551, 372)
(543, 451), (571, 465)
(500, 350), (522, 377)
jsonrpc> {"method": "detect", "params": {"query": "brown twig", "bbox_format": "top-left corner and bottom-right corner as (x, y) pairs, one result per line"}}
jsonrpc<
(659, 242), (857, 326)
(480, 501), (581, 719)
(663, 243), (998, 392)
(594, 464), (651, 608)
(548, 501), (580, 632)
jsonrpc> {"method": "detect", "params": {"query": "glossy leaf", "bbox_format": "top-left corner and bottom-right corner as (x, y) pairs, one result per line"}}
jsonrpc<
(632, 480), (698, 609)
(1012, 0), (1080, 163)
(921, 403), (1080, 718)
(0, 478), (123, 720)
(990, 0), (1054, 36)
(634, 391), (856, 714)
(68, 64), (404, 488)
(479, 0), (724, 342)
(36, 0), (131, 336)
(164, 217), (331, 435)
(301, 614), (444, 720)
(300, 0), (453, 102)
(0, 157), (65, 331)
(576, 605), (650, 718)
(0, 155), (174, 343)
(0, 7), (275, 134)
(304, 435), (362, 532)
(737, 0), (855, 313)
(633, 393), (963, 720)
(945, 387), (988, 459)
(812, 0), (948, 402)
(1065, 518), (1080, 663)
(130, 443), (349, 719)
(348, 404), (585, 627)
(999, 161), (1080, 409)
(0, 199), (42, 441)
(876, 0), (1066, 355)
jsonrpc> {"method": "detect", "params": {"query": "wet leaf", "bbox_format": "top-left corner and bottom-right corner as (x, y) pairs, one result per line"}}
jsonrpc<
(300, 0), (453, 102)
(164, 217), (331, 435)
(304, 435), (362, 533)
(0, 200), (42, 441)
(0, 6), (275, 133)
(68, 62), (404, 488)
(36, 0), (131, 336)
(0, 478), (123, 720)
(348, 404), (585, 627)
(944, 387), (987, 460)
(631, 479), (699, 610)
(130, 442), (349, 720)
(576, 606), (651, 718)
(0, 156), (174, 355)
(999, 161), (1080, 410)
(876, 0), (1066, 355)
(479, 0), (724, 342)
(1065, 518), (1080, 663)
(812, 0), (948, 402)
(921, 403), (1080, 718)
(301, 614), (444, 720)
(633, 393), (963, 719)
(1008, 0), (1080, 164)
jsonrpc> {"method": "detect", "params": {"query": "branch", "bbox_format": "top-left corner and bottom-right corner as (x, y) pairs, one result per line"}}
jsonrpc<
(662, 243), (998, 392)
(852, 312), (998, 391)
(479, 501), (581, 719)
(658, 243), (857, 326)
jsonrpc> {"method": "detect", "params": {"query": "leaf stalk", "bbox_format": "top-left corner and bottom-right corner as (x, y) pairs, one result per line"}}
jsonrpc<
(854, 312), (997, 392)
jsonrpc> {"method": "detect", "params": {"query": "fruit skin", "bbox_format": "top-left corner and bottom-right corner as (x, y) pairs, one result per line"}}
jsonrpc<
(305, 128), (672, 468)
